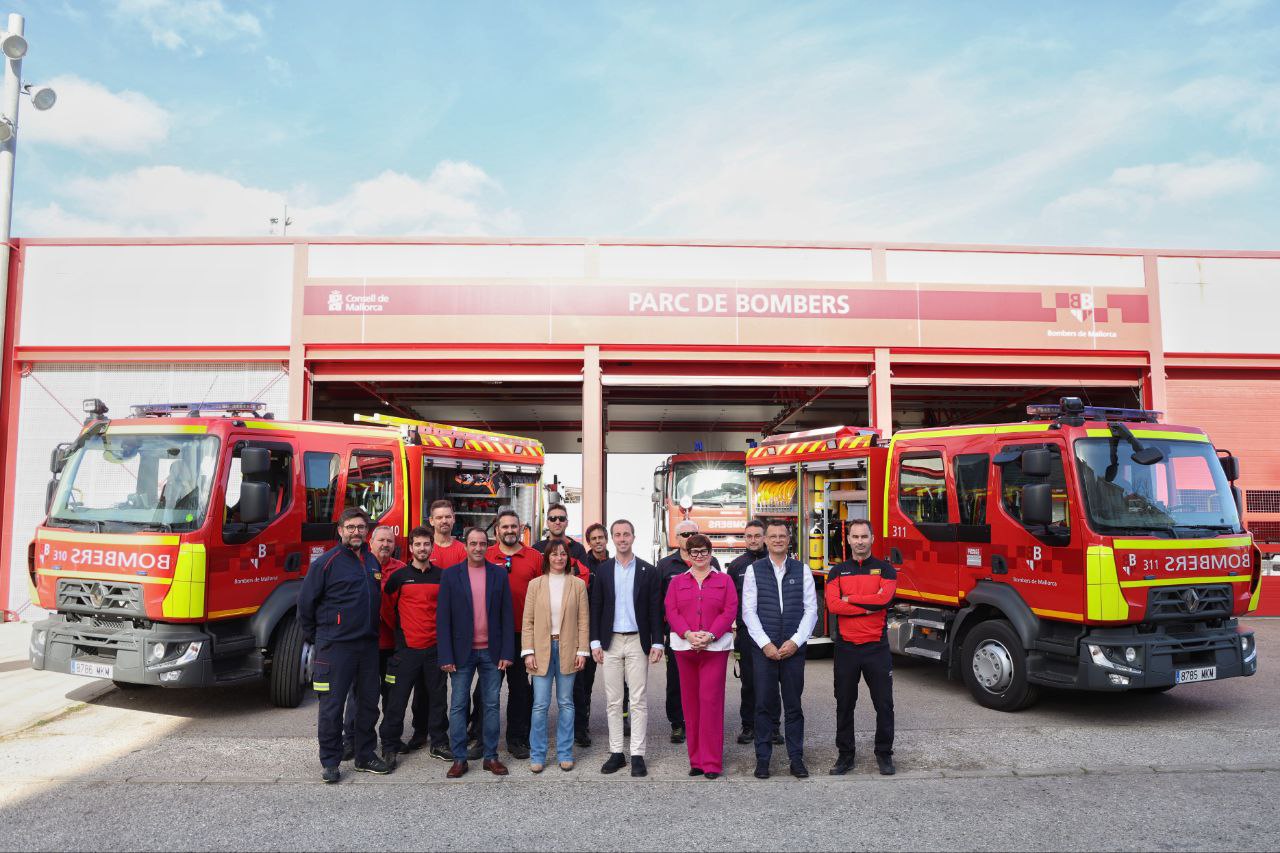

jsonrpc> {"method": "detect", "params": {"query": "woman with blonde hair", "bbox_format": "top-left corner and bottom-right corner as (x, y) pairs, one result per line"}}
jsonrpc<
(521, 540), (590, 772)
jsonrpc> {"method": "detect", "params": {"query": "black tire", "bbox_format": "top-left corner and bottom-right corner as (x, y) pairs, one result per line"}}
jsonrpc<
(268, 611), (310, 708)
(960, 619), (1039, 711)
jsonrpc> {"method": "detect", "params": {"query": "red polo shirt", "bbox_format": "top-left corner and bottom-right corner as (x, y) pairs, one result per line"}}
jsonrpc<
(485, 543), (543, 629)
(430, 539), (467, 571)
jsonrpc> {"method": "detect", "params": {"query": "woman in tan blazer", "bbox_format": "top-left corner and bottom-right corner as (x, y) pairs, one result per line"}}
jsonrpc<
(520, 540), (590, 772)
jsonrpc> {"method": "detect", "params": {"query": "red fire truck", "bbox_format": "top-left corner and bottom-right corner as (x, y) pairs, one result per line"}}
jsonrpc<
(27, 401), (545, 707)
(652, 451), (749, 560)
(746, 400), (1259, 708)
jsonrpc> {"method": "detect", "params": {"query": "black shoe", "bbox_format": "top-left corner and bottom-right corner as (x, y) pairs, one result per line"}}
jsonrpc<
(354, 755), (393, 775)
(829, 756), (855, 776)
(466, 740), (483, 762)
(508, 742), (531, 760)
(705, 771), (721, 780)
(601, 752), (627, 774)
(341, 741), (355, 762)
(876, 754), (896, 776)
(403, 735), (428, 753)
(688, 767), (704, 777)
(429, 743), (453, 762)
(381, 748), (398, 770)
(789, 759), (810, 779)
(670, 726), (685, 744)
(772, 732), (784, 746)
(630, 755), (648, 777)
(736, 727), (754, 745)
(321, 765), (340, 784)
(754, 760), (770, 779)
(575, 732), (592, 748)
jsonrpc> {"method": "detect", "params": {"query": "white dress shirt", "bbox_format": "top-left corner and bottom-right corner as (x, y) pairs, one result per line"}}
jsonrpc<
(589, 554), (664, 651)
(741, 555), (818, 651)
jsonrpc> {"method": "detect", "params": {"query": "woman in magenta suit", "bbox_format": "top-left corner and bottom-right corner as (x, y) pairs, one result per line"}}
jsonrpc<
(664, 533), (738, 779)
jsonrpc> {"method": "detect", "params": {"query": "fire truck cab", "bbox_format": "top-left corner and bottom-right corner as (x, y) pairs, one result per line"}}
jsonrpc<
(749, 401), (1260, 707)
(28, 401), (545, 707)
(652, 451), (748, 561)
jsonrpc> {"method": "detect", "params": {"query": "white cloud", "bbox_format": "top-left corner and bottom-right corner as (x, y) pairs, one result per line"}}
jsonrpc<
(110, 0), (262, 54)
(20, 75), (171, 153)
(16, 162), (519, 237)
(1047, 157), (1268, 217)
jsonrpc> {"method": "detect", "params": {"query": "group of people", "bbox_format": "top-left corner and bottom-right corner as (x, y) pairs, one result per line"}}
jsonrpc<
(296, 500), (899, 783)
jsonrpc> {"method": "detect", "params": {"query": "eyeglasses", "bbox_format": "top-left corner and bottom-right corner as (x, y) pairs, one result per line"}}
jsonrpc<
(548, 516), (568, 523)
(677, 531), (694, 538)
(688, 548), (711, 558)
(340, 524), (368, 532)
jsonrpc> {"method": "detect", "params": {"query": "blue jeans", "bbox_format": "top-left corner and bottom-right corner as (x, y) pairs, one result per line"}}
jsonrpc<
(530, 639), (577, 765)
(449, 649), (501, 761)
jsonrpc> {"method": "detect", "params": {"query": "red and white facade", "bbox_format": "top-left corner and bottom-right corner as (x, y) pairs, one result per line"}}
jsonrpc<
(3, 236), (1279, 614)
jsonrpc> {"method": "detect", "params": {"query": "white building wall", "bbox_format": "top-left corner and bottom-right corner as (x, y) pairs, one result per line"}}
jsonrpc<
(1158, 257), (1280, 354)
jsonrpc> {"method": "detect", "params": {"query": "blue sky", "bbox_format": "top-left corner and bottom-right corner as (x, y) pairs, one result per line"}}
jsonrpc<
(7, 0), (1279, 248)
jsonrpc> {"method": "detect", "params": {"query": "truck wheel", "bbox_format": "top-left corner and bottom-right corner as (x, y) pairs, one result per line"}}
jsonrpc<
(269, 612), (312, 709)
(960, 619), (1039, 711)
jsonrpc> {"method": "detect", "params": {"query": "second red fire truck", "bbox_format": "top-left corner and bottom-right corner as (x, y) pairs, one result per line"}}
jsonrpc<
(746, 399), (1259, 709)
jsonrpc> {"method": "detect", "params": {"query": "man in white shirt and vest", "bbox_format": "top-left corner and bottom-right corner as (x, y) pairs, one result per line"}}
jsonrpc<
(740, 520), (818, 780)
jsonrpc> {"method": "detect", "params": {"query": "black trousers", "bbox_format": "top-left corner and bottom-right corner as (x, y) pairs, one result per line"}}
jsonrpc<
(314, 639), (379, 768)
(468, 633), (533, 747)
(665, 648), (684, 728)
(734, 630), (757, 729)
(573, 653), (597, 736)
(344, 647), (393, 743)
(751, 646), (805, 762)
(379, 645), (449, 750)
(834, 638), (895, 759)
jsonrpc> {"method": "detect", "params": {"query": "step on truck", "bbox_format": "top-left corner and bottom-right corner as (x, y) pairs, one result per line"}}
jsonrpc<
(27, 400), (545, 707)
(747, 400), (1259, 707)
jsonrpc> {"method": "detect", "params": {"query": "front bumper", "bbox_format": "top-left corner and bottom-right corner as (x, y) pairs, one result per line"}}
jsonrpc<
(30, 615), (216, 688)
(1071, 621), (1256, 690)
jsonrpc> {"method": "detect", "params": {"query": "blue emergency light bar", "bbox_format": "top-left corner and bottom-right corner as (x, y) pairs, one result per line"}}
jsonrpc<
(1027, 397), (1161, 424)
(130, 401), (272, 418)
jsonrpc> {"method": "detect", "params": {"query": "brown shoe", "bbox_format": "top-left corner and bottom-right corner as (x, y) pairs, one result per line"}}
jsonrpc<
(447, 761), (468, 779)
(483, 758), (510, 776)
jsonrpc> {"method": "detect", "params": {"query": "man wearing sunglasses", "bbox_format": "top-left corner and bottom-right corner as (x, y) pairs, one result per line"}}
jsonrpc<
(534, 506), (590, 564)
(656, 519), (721, 744)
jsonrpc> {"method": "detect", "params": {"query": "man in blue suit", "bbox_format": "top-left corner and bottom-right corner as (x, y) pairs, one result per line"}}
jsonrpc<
(589, 519), (663, 778)
(741, 521), (818, 780)
(437, 527), (514, 778)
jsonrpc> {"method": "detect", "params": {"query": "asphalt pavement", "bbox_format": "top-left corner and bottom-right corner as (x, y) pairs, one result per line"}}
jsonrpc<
(1, 619), (1277, 851)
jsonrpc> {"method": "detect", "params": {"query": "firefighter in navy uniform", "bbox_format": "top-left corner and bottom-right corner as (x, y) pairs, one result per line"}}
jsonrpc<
(725, 519), (779, 745)
(824, 518), (898, 776)
(297, 507), (394, 783)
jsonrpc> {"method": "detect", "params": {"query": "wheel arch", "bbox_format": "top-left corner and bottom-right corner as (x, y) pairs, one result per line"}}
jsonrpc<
(250, 580), (304, 650)
(948, 582), (1040, 678)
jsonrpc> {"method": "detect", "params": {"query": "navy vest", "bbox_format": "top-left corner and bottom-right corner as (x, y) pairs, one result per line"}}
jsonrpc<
(751, 558), (805, 645)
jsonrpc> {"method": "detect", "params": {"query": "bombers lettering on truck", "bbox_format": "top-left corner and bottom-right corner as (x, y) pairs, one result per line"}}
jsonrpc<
(69, 548), (172, 571)
(1163, 552), (1251, 572)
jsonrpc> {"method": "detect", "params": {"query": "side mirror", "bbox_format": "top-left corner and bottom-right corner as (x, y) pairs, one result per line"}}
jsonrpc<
(50, 443), (72, 475)
(238, 481), (272, 524)
(651, 490), (662, 503)
(1219, 455), (1240, 482)
(1021, 482), (1053, 526)
(1132, 446), (1164, 466)
(1021, 449), (1052, 479)
(45, 480), (58, 514)
(241, 447), (272, 479)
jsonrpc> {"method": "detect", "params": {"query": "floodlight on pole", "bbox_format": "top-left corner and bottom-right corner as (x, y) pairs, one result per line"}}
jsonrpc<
(24, 84), (54, 110)
(0, 31), (24, 60)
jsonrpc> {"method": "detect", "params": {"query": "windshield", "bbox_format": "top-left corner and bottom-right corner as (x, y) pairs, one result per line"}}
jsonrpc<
(49, 432), (221, 532)
(673, 462), (748, 507)
(1073, 437), (1242, 536)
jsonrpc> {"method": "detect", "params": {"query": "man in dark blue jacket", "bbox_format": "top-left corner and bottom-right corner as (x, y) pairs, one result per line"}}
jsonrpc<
(437, 526), (514, 778)
(297, 507), (394, 783)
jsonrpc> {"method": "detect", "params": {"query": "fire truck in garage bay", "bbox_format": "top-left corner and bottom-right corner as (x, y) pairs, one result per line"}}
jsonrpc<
(746, 399), (1260, 709)
(27, 401), (545, 707)
(652, 451), (749, 560)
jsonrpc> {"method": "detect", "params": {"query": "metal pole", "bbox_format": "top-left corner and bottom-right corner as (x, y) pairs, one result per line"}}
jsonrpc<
(0, 12), (21, 327)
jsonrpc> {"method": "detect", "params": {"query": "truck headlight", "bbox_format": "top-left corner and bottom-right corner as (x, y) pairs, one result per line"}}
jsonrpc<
(1088, 643), (1141, 676)
(1124, 646), (1137, 664)
(149, 642), (167, 662)
(146, 641), (202, 671)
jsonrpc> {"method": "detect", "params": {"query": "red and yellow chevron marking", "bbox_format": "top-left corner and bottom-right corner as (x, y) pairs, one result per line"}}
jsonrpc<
(747, 434), (873, 460)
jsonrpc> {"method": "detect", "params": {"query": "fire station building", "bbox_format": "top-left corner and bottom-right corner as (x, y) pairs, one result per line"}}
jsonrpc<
(3, 236), (1279, 613)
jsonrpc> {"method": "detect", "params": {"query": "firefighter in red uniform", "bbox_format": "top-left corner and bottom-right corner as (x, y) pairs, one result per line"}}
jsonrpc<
(379, 526), (453, 765)
(824, 518), (898, 776)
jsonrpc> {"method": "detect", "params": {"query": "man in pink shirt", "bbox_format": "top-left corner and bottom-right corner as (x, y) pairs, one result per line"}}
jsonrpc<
(437, 527), (514, 778)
